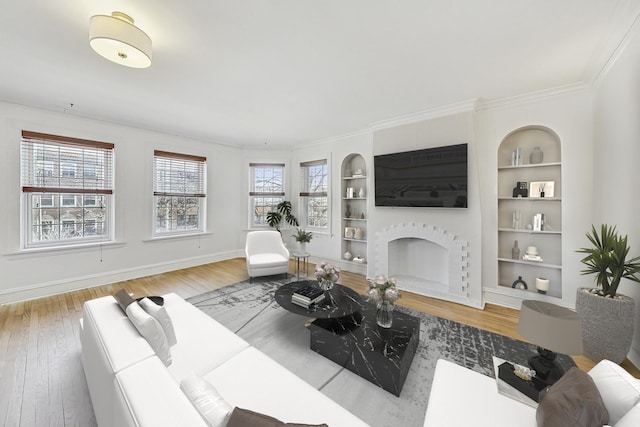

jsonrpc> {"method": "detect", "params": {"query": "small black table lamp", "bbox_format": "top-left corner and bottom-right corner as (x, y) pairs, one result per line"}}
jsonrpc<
(518, 300), (583, 385)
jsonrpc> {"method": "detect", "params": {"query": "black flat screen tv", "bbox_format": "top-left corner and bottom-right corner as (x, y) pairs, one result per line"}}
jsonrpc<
(374, 143), (468, 208)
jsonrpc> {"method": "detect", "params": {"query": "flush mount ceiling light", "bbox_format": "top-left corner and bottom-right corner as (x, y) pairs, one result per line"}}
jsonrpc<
(89, 11), (152, 68)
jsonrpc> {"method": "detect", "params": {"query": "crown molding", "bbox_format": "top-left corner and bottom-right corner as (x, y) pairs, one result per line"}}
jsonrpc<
(476, 83), (590, 112)
(369, 99), (478, 132)
(295, 127), (373, 149)
(591, 8), (640, 88)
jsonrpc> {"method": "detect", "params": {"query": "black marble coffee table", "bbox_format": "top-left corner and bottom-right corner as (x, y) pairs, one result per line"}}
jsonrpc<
(274, 280), (420, 396)
(310, 302), (419, 396)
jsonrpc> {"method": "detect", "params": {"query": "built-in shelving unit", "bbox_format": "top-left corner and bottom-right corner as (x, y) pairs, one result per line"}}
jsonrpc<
(497, 126), (562, 299)
(341, 154), (368, 266)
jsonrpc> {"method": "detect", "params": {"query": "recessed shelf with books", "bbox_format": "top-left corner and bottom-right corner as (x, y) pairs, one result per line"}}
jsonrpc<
(497, 126), (562, 299)
(341, 154), (368, 267)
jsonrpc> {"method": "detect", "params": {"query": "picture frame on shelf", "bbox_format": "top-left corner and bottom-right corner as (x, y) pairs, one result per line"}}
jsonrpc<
(529, 181), (554, 198)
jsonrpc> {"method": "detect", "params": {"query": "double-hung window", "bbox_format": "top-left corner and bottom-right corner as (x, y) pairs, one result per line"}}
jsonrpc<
(249, 163), (285, 227)
(299, 159), (328, 230)
(21, 131), (114, 247)
(153, 150), (206, 235)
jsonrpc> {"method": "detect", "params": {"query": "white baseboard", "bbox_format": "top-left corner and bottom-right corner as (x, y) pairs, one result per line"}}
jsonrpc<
(0, 249), (244, 305)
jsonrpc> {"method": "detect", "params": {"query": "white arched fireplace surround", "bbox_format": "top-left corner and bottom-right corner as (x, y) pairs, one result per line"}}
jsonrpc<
(374, 223), (474, 307)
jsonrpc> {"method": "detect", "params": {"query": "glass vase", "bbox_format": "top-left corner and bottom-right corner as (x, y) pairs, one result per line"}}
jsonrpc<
(319, 279), (334, 291)
(376, 301), (394, 328)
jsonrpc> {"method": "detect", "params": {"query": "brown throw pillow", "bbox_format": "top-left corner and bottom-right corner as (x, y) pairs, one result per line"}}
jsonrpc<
(227, 407), (328, 427)
(536, 367), (609, 427)
(114, 289), (135, 313)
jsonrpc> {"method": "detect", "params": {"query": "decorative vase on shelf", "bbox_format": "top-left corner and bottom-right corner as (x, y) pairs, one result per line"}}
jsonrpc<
(376, 301), (394, 328)
(358, 187), (365, 198)
(512, 240), (520, 260)
(354, 227), (364, 240)
(535, 277), (550, 294)
(530, 147), (544, 164)
(345, 204), (351, 218)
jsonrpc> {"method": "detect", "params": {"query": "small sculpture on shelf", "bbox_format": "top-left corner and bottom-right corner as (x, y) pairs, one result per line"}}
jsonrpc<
(513, 210), (521, 229)
(512, 276), (527, 290)
(512, 182), (528, 198)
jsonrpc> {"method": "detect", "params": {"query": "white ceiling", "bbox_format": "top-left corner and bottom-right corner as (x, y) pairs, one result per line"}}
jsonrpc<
(1, 1), (639, 148)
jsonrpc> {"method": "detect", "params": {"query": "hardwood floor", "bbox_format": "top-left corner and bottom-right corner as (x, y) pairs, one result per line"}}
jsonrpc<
(0, 258), (638, 426)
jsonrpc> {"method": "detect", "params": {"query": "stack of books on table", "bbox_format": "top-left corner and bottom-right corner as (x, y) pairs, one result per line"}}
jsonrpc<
(291, 286), (325, 308)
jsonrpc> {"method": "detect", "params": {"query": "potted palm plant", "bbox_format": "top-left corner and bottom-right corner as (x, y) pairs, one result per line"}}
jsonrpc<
(266, 201), (299, 232)
(576, 224), (640, 363)
(293, 228), (313, 253)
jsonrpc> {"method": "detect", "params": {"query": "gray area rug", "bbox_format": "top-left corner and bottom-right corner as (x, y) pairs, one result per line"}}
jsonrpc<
(187, 278), (575, 427)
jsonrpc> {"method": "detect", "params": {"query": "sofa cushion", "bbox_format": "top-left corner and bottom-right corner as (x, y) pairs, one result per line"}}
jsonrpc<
(139, 297), (177, 346)
(204, 347), (369, 427)
(227, 407), (328, 427)
(115, 289), (135, 312)
(424, 359), (536, 427)
(588, 359), (640, 425)
(180, 374), (233, 427)
(536, 367), (609, 427)
(126, 302), (172, 366)
(615, 403), (640, 427)
(114, 357), (209, 427)
(163, 301), (250, 382)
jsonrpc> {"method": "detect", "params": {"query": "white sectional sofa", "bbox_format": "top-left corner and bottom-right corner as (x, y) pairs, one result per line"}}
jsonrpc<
(80, 292), (369, 427)
(425, 358), (640, 427)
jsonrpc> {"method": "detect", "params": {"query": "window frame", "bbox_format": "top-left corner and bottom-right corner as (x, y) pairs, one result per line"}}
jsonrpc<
(248, 162), (286, 229)
(153, 150), (207, 237)
(299, 158), (329, 232)
(20, 131), (114, 248)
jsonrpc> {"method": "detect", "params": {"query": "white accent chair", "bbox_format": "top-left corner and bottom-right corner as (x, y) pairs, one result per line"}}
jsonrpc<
(245, 230), (290, 283)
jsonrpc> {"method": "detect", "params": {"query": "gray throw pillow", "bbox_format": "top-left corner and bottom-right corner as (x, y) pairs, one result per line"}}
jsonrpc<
(536, 367), (609, 427)
(227, 407), (328, 427)
(114, 289), (135, 313)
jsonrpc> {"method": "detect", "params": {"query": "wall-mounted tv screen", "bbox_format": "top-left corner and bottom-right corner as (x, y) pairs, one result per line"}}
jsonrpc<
(374, 143), (468, 208)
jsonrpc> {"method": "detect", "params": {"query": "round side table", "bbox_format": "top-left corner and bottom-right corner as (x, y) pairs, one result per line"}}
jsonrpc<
(291, 252), (310, 281)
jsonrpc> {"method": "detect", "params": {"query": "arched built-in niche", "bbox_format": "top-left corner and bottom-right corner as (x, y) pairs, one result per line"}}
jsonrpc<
(497, 125), (562, 299)
(341, 153), (367, 271)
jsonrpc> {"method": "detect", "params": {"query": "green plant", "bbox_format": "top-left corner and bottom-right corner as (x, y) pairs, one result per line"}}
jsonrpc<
(266, 201), (299, 232)
(577, 224), (640, 297)
(293, 228), (313, 243)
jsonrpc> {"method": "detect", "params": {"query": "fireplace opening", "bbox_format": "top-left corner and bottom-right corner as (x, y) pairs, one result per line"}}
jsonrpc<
(388, 237), (448, 292)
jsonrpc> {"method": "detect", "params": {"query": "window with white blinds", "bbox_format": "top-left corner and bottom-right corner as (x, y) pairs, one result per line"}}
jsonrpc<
(299, 159), (328, 230)
(249, 163), (285, 227)
(153, 150), (206, 235)
(21, 131), (114, 247)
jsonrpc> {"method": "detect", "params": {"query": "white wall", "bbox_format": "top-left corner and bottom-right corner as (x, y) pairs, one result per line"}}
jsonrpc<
(593, 20), (640, 367)
(0, 102), (245, 303)
(291, 131), (373, 272)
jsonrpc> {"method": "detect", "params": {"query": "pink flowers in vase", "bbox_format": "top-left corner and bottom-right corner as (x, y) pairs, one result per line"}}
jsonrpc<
(367, 275), (400, 304)
(314, 261), (340, 283)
